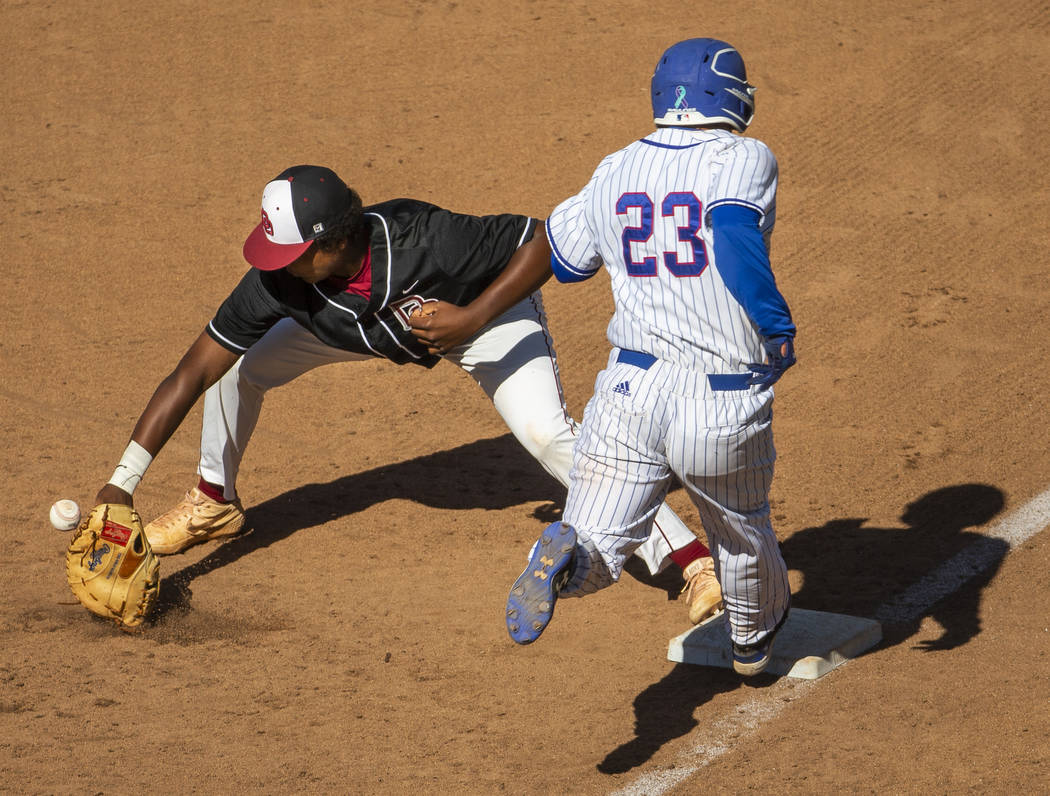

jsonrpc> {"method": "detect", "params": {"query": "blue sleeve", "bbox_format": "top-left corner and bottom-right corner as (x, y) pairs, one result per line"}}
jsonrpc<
(711, 204), (795, 339)
(549, 251), (596, 283)
(546, 218), (600, 283)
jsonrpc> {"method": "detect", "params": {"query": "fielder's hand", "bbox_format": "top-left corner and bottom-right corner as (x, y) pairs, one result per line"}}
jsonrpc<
(747, 336), (796, 388)
(408, 301), (482, 355)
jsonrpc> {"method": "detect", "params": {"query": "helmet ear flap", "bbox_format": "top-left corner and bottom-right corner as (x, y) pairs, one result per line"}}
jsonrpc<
(723, 84), (757, 130)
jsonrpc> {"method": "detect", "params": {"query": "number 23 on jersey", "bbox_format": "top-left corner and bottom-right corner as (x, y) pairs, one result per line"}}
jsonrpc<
(616, 191), (707, 278)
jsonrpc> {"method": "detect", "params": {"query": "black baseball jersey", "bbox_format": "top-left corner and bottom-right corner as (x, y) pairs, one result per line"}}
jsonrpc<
(207, 199), (538, 367)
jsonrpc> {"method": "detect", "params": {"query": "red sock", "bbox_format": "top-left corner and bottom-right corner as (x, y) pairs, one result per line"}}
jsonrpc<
(197, 478), (230, 504)
(669, 538), (710, 569)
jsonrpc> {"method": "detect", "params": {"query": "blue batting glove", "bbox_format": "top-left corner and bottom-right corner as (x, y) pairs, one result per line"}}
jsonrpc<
(747, 336), (796, 388)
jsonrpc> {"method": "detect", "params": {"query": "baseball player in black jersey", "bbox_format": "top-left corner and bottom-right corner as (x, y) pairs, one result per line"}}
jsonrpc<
(94, 165), (723, 623)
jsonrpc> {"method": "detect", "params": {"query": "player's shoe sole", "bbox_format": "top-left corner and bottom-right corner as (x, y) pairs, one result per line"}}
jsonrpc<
(732, 607), (790, 676)
(506, 522), (576, 645)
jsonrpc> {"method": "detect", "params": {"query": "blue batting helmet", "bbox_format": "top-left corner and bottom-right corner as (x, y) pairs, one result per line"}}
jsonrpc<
(651, 38), (756, 131)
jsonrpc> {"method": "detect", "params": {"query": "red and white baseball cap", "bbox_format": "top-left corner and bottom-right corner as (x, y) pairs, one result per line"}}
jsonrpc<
(242, 165), (352, 271)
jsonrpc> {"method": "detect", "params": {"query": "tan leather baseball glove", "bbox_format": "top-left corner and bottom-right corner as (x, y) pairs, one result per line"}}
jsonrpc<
(65, 503), (160, 629)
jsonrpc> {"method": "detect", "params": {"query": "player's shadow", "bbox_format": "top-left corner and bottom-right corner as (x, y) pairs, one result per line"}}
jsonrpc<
(598, 482), (1009, 774)
(597, 663), (744, 775)
(152, 433), (563, 618)
(153, 435), (693, 618)
(782, 482), (1008, 650)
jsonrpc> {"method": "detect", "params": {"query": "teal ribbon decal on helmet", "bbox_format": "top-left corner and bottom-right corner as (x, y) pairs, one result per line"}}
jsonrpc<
(674, 85), (688, 109)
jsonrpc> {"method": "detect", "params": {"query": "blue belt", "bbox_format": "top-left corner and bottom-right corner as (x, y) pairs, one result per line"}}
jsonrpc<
(707, 374), (752, 390)
(615, 349), (657, 369)
(615, 349), (751, 391)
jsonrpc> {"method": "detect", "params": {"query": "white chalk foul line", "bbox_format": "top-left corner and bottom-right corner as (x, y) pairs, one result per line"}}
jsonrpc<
(609, 681), (815, 796)
(612, 486), (1050, 796)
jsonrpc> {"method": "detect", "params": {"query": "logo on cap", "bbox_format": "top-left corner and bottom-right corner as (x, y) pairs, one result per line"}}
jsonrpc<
(244, 165), (351, 271)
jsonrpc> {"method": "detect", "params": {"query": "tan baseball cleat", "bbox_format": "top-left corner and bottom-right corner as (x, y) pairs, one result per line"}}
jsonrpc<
(144, 486), (247, 555)
(681, 556), (724, 624)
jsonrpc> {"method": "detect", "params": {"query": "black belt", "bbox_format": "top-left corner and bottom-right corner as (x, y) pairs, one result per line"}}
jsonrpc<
(615, 349), (751, 391)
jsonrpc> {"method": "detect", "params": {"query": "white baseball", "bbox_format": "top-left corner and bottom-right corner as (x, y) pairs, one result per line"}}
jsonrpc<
(50, 499), (81, 532)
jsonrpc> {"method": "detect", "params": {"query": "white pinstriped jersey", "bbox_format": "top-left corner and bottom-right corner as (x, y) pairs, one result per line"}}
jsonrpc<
(547, 127), (777, 373)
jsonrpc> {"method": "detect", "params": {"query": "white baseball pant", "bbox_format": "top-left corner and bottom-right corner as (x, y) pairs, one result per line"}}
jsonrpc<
(560, 349), (790, 645)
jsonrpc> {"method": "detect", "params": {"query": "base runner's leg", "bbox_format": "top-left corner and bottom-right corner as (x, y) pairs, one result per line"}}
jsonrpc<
(669, 393), (789, 647)
(451, 296), (708, 574)
(198, 318), (370, 500)
(560, 370), (674, 596)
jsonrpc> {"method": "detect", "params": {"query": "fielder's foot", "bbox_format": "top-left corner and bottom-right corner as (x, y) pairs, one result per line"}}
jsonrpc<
(681, 556), (724, 624)
(506, 522), (576, 645)
(732, 608), (790, 676)
(144, 486), (246, 555)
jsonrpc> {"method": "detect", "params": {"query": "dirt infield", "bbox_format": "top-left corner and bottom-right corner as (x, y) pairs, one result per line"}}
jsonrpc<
(3, 0), (1049, 792)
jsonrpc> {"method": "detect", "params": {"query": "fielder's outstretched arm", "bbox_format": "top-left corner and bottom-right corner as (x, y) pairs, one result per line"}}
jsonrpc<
(408, 229), (553, 354)
(95, 331), (239, 506)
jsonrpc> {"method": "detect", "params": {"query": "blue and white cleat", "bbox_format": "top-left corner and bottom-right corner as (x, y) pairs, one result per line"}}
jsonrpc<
(732, 608), (790, 676)
(506, 522), (577, 645)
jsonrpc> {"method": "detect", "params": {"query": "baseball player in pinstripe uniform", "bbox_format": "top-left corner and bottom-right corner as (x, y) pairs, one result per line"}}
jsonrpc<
(506, 38), (795, 675)
(92, 164), (724, 623)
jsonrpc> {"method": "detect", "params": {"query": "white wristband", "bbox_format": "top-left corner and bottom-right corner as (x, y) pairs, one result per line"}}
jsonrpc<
(107, 440), (154, 495)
